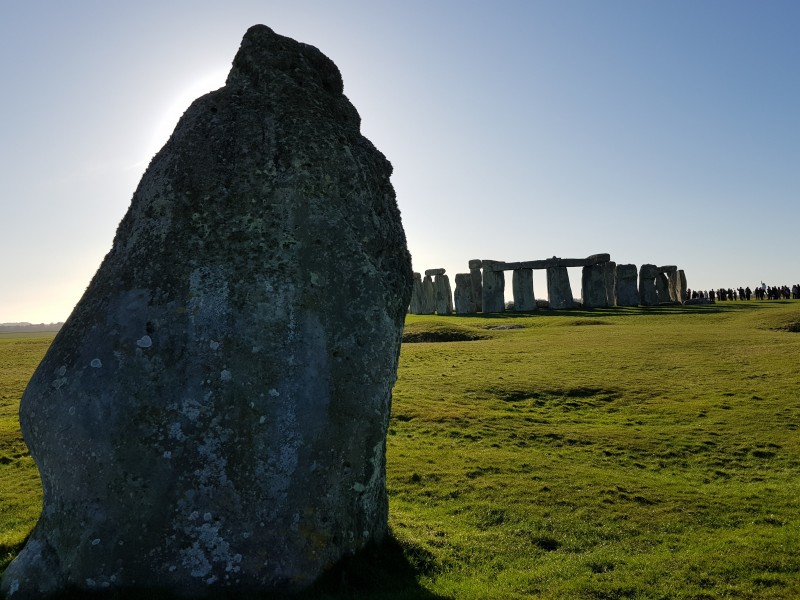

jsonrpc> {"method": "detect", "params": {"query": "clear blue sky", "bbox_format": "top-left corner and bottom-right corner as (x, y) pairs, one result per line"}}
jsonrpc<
(2, 1), (798, 323)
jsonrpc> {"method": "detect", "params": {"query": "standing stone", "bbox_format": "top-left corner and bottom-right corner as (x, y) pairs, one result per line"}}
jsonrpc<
(655, 272), (670, 303)
(512, 269), (536, 311)
(434, 274), (453, 315)
(454, 273), (478, 314)
(409, 272), (423, 314)
(604, 261), (617, 307)
(481, 260), (505, 313)
(419, 275), (436, 315)
(667, 270), (681, 302)
(547, 266), (574, 309)
(420, 275), (436, 314)
(639, 264), (660, 306)
(469, 259), (483, 312)
(1, 25), (412, 599)
(581, 263), (608, 308)
(678, 269), (687, 303)
(615, 264), (639, 306)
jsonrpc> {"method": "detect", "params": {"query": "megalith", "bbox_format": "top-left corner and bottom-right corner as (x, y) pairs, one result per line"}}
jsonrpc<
(678, 269), (687, 303)
(639, 264), (660, 306)
(547, 266), (574, 309)
(512, 269), (536, 311)
(454, 273), (478, 314)
(581, 263), (608, 308)
(615, 264), (639, 306)
(655, 272), (671, 303)
(469, 259), (483, 312)
(434, 273), (453, 315)
(409, 272), (424, 314)
(1, 25), (412, 599)
(604, 261), (617, 307)
(481, 260), (505, 313)
(420, 275), (436, 314)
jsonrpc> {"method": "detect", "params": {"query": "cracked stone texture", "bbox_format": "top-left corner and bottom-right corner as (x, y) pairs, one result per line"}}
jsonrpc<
(2, 24), (412, 599)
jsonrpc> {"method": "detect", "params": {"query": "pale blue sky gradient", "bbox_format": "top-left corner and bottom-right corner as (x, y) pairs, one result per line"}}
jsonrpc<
(2, 1), (798, 322)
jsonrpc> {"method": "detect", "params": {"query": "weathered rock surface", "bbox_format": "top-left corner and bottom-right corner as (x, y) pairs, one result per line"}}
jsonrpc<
(512, 269), (536, 311)
(615, 264), (639, 306)
(469, 260), (483, 312)
(481, 260), (505, 313)
(639, 264), (659, 306)
(2, 24), (412, 599)
(425, 268), (446, 277)
(409, 272), (423, 314)
(604, 261), (617, 307)
(420, 275), (436, 314)
(547, 266), (574, 309)
(581, 263), (608, 308)
(678, 269), (687, 303)
(656, 272), (671, 302)
(434, 274), (453, 315)
(454, 273), (478, 314)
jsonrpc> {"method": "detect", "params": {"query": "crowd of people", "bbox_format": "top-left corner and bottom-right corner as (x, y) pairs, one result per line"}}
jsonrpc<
(686, 284), (800, 301)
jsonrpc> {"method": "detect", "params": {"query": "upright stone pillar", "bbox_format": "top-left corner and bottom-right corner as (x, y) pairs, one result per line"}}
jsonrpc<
(604, 261), (617, 307)
(469, 259), (483, 312)
(512, 268), (536, 311)
(481, 260), (505, 313)
(615, 264), (639, 306)
(0, 24), (413, 600)
(420, 275), (436, 314)
(454, 273), (478, 314)
(667, 270), (681, 302)
(547, 266), (574, 309)
(678, 269), (687, 303)
(639, 264), (659, 306)
(409, 272), (423, 314)
(655, 273), (670, 303)
(434, 274), (453, 315)
(581, 263), (608, 308)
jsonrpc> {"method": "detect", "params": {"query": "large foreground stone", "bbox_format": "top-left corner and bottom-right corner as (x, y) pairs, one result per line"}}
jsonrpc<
(2, 25), (412, 599)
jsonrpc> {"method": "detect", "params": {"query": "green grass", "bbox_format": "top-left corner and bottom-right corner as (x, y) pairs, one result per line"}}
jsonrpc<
(2, 301), (800, 598)
(0, 336), (47, 572)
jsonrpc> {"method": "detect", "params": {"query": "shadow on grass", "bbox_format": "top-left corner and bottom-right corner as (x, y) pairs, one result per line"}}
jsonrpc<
(0, 534), (449, 600)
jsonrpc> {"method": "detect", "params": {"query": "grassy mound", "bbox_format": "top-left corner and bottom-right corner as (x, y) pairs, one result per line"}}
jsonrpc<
(402, 320), (491, 343)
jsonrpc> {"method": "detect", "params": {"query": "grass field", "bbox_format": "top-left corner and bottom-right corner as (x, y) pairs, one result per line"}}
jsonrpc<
(2, 301), (800, 598)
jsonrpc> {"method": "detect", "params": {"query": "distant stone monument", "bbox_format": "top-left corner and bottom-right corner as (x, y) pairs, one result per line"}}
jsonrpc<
(678, 269), (687, 302)
(481, 260), (505, 313)
(581, 263), (608, 308)
(604, 261), (617, 307)
(409, 272), (424, 314)
(512, 269), (536, 311)
(433, 272), (453, 315)
(454, 273), (478, 314)
(639, 264), (660, 306)
(547, 266), (574, 309)
(1, 25), (412, 599)
(615, 264), (639, 306)
(420, 275), (436, 314)
(469, 259), (483, 312)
